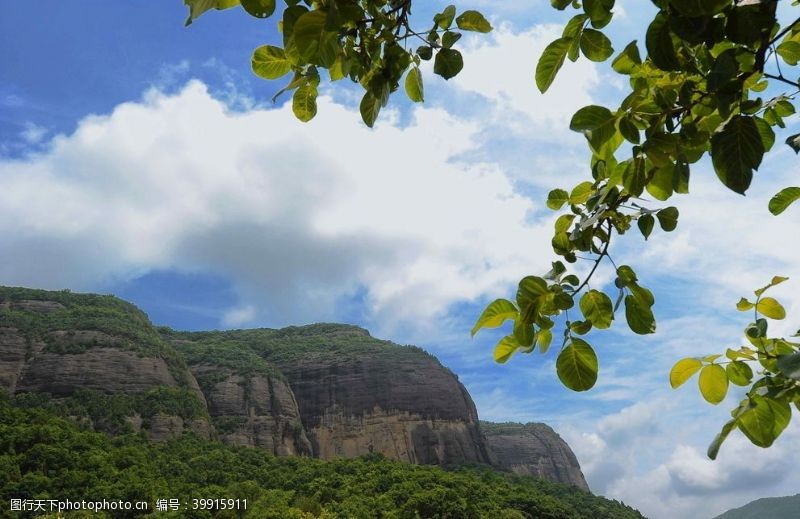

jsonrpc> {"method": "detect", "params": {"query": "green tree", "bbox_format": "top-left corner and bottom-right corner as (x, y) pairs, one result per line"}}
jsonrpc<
(183, 0), (800, 458)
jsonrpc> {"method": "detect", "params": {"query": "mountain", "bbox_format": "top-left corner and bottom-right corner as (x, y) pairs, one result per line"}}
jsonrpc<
(482, 421), (589, 490)
(712, 494), (800, 519)
(1, 285), (581, 488)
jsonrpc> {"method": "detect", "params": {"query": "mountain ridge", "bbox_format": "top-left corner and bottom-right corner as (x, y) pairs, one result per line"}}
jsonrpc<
(0, 285), (587, 489)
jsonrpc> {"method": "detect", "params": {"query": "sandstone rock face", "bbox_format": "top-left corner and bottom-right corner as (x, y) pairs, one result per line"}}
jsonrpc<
(482, 422), (589, 490)
(0, 290), (210, 439)
(265, 328), (493, 466)
(189, 364), (312, 456)
(16, 346), (181, 396)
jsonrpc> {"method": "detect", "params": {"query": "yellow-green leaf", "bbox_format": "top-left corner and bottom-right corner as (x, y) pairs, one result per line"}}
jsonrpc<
(670, 358), (702, 388)
(455, 10), (492, 33)
(404, 67), (424, 103)
(726, 361), (753, 386)
(252, 45), (292, 79)
(556, 338), (598, 391)
(736, 297), (754, 311)
(292, 84), (317, 122)
(536, 37), (571, 93)
(579, 290), (614, 329)
(698, 364), (728, 404)
(756, 297), (786, 319)
(537, 328), (553, 354)
(471, 299), (519, 336)
(494, 335), (520, 363)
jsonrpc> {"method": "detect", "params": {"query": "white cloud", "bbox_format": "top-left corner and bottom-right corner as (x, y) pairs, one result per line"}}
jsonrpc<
(20, 122), (47, 144)
(0, 80), (548, 333)
(221, 304), (257, 327)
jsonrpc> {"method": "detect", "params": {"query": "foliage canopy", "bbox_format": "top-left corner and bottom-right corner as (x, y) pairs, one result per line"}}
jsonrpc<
(184, 0), (800, 458)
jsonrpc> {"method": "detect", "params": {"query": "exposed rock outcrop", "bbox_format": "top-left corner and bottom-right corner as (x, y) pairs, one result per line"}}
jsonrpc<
(187, 364), (312, 456)
(481, 421), (589, 490)
(1, 286), (591, 491)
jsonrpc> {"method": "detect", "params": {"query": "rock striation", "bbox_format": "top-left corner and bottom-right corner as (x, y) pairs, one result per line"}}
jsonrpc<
(0, 286), (589, 490)
(481, 421), (589, 490)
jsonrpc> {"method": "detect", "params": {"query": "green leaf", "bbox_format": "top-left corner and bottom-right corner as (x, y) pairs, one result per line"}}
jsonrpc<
(456, 10), (492, 33)
(570, 105), (615, 131)
(738, 395), (789, 447)
(404, 67), (424, 103)
(707, 418), (736, 460)
(670, 0), (730, 17)
(756, 297), (786, 320)
(768, 187), (800, 215)
(618, 114), (640, 143)
(754, 276), (789, 296)
(547, 189), (570, 210)
(638, 213), (654, 239)
(441, 31), (461, 49)
(623, 158), (645, 197)
(612, 41), (641, 74)
(537, 328), (553, 354)
(670, 358), (702, 388)
(656, 207), (679, 232)
(726, 361), (753, 386)
(711, 115), (765, 194)
(494, 335), (520, 364)
(646, 165), (674, 201)
(359, 91), (382, 128)
(570, 320), (593, 335)
(293, 11), (331, 62)
(624, 294), (655, 334)
(241, 0), (275, 18)
(292, 84), (318, 122)
(551, 0), (572, 9)
(777, 40), (800, 66)
(777, 353), (800, 381)
(417, 46), (433, 61)
(513, 319), (535, 348)
(471, 299), (518, 337)
(579, 290), (614, 329)
(698, 364), (728, 404)
(536, 37), (572, 93)
(580, 29), (613, 62)
(583, 0), (614, 29)
(569, 181), (594, 205)
(433, 49), (463, 80)
(646, 13), (681, 71)
(556, 338), (599, 391)
(736, 298), (754, 311)
(251, 45), (292, 79)
(184, 0), (240, 25)
(434, 5), (456, 30)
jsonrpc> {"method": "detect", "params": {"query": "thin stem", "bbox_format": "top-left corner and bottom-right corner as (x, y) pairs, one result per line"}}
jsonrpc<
(764, 72), (800, 89)
(573, 221), (613, 295)
(768, 14), (800, 47)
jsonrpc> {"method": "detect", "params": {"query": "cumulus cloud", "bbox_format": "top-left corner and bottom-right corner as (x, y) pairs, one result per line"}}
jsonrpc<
(0, 80), (552, 333)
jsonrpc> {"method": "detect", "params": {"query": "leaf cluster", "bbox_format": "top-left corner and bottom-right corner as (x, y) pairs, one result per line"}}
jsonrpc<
(670, 277), (800, 457)
(185, 0), (492, 126)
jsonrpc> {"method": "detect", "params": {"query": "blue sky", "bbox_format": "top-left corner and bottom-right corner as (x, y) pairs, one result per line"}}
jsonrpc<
(2, 2), (800, 518)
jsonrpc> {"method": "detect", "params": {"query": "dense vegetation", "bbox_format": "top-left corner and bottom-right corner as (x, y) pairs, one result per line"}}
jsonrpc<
(713, 494), (800, 519)
(164, 324), (443, 369)
(1, 395), (645, 519)
(0, 287), (188, 384)
(11, 389), (209, 436)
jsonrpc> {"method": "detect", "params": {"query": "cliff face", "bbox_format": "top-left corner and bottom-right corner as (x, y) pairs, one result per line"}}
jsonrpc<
(481, 422), (589, 490)
(0, 287), (589, 490)
(0, 288), (210, 440)
(174, 325), (494, 466)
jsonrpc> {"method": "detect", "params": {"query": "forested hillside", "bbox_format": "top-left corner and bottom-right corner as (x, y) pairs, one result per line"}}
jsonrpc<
(0, 397), (646, 518)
